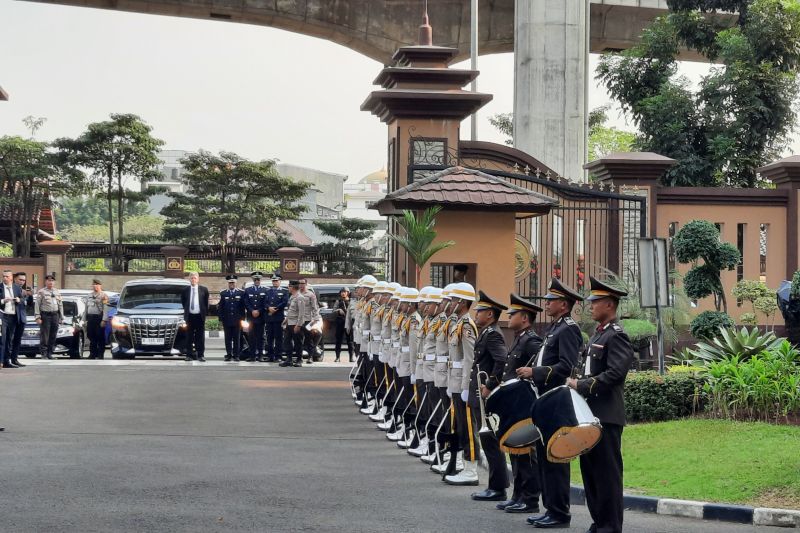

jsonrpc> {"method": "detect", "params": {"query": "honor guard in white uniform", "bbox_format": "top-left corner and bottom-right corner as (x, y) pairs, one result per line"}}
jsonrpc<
(429, 284), (459, 474)
(443, 282), (479, 486)
(409, 287), (442, 459)
(396, 287), (422, 449)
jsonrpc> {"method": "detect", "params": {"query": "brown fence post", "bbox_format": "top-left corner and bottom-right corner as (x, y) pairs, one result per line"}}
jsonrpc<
(758, 156), (800, 279)
(277, 247), (305, 281)
(161, 246), (189, 278)
(38, 240), (73, 288)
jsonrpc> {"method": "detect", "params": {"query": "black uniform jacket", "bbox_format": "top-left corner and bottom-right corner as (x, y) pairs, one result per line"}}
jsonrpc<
(576, 320), (634, 427)
(495, 329), (543, 387)
(531, 315), (583, 393)
(468, 324), (507, 407)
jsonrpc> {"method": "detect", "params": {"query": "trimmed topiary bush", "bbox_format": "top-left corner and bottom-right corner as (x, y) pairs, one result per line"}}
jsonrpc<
(690, 310), (734, 341)
(625, 371), (705, 422)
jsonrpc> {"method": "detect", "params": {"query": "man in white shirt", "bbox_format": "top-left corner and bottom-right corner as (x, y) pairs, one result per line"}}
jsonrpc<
(181, 272), (209, 362)
(1, 269), (24, 368)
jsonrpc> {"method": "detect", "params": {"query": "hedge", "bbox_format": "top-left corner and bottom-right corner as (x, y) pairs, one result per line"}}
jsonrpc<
(624, 371), (705, 423)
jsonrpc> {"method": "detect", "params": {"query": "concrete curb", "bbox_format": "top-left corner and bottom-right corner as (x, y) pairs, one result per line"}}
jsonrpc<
(566, 486), (799, 528)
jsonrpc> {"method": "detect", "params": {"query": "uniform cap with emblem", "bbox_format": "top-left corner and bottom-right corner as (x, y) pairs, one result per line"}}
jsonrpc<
(585, 275), (627, 301)
(45, 274), (56, 281)
(373, 280), (390, 294)
(474, 290), (508, 312)
(360, 275), (378, 288)
(507, 293), (543, 315)
(541, 277), (584, 302)
(250, 271), (263, 279)
(271, 273), (282, 281)
(449, 282), (476, 301)
(425, 287), (444, 303)
(225, 275), (238, 282)
(418, 286), (433, 301)
(400, 287), (420, 303)
(92, 278), (102, 285)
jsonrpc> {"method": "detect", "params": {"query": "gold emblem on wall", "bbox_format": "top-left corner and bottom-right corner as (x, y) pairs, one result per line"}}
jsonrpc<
(514, 236), (532, 281)
(166, 258), (182, 271)
(283, 259), (298, 273)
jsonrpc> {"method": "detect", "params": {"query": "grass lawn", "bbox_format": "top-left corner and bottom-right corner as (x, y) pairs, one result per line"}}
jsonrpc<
(569, 418), (800, 509)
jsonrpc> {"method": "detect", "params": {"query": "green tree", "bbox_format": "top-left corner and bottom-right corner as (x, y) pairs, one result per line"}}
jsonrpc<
(314, 217), (379, 276)
(161, 150), (309, 273)
(488, 107), (635, 164)
(61, 214), (165, 244)
(0, 136), (82, 257)
(673, 220), (740, 312)
(388, 206), (455, 288)
(597, 0), (800, 187)
(55, 196), (149, 228)
(53, 114), (165, 270)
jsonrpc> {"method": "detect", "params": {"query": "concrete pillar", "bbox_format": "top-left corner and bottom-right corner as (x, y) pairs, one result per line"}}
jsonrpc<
(276, 247), (305, 281)
(161, 245), (188, 278)
(758, 155), (800, 278)
(514, 0), (588, 182)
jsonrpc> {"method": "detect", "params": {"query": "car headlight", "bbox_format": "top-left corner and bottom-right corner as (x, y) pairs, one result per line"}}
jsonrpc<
(241, 319), (249, 330)
(111, 316), (129, 329)
(57, 326), (73, 337)
(179, 321), (188, 330)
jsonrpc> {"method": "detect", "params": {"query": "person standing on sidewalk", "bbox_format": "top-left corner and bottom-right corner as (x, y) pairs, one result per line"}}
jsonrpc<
(86, 279), (110, 359)
(334, 287), (354, 362)
(34, 274), (64, 360)
(281, 280), (306, 367)
(181, 272), (209, 362)
(2, 269), (26, 367)
(9, 272), (33, 367)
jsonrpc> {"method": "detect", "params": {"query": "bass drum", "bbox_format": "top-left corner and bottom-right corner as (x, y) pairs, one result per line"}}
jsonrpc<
(531, 385), (602, 463)
(485, 378), (541, 454)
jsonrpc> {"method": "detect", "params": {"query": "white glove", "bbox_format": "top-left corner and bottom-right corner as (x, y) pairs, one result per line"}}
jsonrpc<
(460, 390), (469, 403)
(410, 373), (416, 381)
(446, 388), (452, 396)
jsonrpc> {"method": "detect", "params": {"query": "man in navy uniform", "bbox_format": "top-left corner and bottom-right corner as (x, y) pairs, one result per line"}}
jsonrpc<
(244, 271), (268, 362)
(520, 277), (584, 529)
(219, 275), (245, 362)
(264, 274), (288, 362)
(567, 276), (633, 533)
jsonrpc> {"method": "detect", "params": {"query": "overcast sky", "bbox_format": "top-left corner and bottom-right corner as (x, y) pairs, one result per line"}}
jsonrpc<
(1, 0), (764, 186)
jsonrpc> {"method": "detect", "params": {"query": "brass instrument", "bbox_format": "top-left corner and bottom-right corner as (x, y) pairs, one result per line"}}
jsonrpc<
(477, 370), (498, 435)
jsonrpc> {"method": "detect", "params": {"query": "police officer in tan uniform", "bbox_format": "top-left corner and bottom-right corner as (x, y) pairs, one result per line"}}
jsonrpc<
(86, 279), (110, 359)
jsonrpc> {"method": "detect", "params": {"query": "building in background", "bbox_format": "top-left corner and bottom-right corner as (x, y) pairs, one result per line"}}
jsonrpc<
(343, 167), (388, 258)
(147, 149), (189, 215)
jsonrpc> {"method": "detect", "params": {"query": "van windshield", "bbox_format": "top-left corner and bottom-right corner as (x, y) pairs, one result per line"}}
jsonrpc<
(119, 284), (185, 310)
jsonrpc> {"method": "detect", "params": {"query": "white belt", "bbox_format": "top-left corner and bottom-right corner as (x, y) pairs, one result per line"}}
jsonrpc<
(392, 342), (400, 348)
(372, 335), (381, 340)
(383, 339), (391, 345)
(424, 355), (436, 361)
(449, 361), (463, 369)
(401, 347), (410, 353)
(436, 356), (449, 363)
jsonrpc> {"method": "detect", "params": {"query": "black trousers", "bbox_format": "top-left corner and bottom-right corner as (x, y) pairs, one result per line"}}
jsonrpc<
(452, 394), (479, 462)
(39, 312), (59, 358)
(285, 324), (304, 362)
(265, 321), (282, 359)
(186, 314), (205, 359)
(479, 429), (510, 492)
(248, 318), (265, 358)
(510, 450), (541, 506)
(223, 323), (241, 358)
(11, 316), (24, 362)
(536, 440), (571, 522)
(87, 315), (105, 358)
(580, 423), (624, 533)
(1, 313), (18, 364)
(427, 386), (452, 444)
(416, 380), (434, 437)
(334, 322), (353, 360)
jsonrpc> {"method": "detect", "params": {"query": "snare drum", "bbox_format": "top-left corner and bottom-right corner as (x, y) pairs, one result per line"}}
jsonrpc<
(531, 385), (602, 463)
(485, 379), (542, 454)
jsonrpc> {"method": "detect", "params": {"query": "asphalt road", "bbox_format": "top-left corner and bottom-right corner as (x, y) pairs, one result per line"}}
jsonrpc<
(0, 347), (778, 532)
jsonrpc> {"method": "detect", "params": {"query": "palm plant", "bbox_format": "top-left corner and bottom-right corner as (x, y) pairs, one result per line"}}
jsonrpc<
(388, 206), (455, 288)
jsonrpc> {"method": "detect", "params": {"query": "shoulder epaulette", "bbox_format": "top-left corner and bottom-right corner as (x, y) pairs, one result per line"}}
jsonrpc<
(564, 316), (577, 326)
(612, 323), (623, 332)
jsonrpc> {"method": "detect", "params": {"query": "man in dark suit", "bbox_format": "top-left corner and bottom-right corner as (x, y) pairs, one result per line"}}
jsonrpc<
(264, 274), (288, 362)
(568, 276), (633, 533)
(1, 269), (26, 368)
(181, 272), (209, 362)
(9, 272), (33, 367)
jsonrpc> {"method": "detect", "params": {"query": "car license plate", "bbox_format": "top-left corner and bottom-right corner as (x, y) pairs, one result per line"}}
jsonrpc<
(140, 338), (164, 345)
(22, 339), (38, 346)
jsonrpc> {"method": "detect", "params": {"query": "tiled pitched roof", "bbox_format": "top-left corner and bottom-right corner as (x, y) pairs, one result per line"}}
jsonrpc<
(374, 167), (556, 217)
